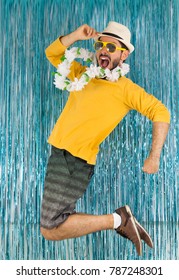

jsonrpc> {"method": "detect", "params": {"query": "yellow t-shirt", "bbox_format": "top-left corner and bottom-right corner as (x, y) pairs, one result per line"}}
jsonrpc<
(46, 38), (170, 164)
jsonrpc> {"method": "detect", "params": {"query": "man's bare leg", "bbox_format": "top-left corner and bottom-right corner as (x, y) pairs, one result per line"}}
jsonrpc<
(40, 206), (153, 256)
(40, 213), (114, 240)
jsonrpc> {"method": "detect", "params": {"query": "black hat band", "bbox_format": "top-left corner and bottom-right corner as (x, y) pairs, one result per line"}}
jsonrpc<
(101, 32), (124, 40)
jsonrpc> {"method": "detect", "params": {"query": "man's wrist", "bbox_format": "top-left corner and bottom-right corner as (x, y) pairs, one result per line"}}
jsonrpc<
(60, 31), (79, 47)
(149, 151), (161, 159)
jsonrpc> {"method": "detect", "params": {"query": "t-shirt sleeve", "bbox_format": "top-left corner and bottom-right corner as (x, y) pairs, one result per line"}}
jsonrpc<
(123, 79), (170, 123)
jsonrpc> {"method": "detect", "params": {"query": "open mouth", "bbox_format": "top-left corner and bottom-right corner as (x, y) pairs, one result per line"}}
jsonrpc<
(99, 55), (111, 68)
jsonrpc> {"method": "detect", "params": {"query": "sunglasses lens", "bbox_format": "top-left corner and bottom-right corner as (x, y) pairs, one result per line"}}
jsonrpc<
(106, 43), (116, 53)
(94, 42), (103, 50)
(94, 42), (117, 53)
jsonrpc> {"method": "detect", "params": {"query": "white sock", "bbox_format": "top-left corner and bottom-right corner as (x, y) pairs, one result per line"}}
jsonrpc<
(113, 212), (122, 229)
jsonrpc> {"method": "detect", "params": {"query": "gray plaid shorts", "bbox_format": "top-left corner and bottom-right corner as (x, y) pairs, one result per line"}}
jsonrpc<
(40, 146), (95, 229)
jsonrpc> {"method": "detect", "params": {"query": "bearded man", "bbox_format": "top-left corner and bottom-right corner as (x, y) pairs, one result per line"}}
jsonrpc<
(40, 22), (170, 256)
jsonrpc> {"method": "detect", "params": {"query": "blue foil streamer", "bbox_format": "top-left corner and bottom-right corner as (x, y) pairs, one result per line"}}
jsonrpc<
(0, 0), (178, 260)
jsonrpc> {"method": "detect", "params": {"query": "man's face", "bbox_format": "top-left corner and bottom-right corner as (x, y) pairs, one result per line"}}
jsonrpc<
(95, 36), (129, 70)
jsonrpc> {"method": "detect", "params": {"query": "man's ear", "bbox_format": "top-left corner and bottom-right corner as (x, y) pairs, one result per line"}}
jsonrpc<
(121, 50), (129, 61)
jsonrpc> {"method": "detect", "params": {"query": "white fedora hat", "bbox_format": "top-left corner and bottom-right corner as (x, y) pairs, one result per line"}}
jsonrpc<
(95, 21), (134, 53)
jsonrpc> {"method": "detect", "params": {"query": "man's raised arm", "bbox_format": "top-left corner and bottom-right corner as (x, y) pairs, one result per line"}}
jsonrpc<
(60, 24), (98, 47)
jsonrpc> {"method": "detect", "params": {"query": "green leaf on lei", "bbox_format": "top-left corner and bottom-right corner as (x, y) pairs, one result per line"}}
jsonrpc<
(100, 68), (105, 76)
(86, 58), (92, 63)
(52, 72), (62, 76)
(77, 48), (81, 55)
(60, 55), (66, 62)
(63, 80), (70, 90)
(83, 73), (90, 82)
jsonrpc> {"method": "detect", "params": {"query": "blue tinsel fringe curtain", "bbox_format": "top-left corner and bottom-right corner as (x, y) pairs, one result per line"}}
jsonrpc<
(0, 0), (178, 260)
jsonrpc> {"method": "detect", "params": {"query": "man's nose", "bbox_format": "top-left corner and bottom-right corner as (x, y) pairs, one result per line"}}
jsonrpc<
(100, 51), (110, 58)
(101, 45), (108, 52)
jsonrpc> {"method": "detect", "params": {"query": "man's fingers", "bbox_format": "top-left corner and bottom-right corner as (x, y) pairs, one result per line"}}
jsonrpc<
(142, 168), (155, 174)
(87, 28), (97, 37)
(142, 157), (160, 174)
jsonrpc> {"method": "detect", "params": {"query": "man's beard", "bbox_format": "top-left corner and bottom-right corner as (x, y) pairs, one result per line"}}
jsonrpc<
(111, 58), (121, 70)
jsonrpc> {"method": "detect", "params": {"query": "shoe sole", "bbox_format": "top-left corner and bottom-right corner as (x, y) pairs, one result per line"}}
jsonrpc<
(134, 218), (153, 248)
(125, 205), (142, 256)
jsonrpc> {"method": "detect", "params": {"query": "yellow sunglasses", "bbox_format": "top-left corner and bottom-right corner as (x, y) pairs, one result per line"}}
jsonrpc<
(94, 41), (126, 53)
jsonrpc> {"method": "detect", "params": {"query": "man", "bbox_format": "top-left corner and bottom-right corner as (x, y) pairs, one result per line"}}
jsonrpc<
(40, 22), (170, 256)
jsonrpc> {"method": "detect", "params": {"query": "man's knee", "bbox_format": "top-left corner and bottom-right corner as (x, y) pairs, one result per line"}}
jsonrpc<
(40, 226), (63, 241)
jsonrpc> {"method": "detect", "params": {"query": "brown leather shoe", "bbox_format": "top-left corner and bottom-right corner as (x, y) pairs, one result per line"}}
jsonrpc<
(115, 205), (142, 256)
(134, 218), (153, 248)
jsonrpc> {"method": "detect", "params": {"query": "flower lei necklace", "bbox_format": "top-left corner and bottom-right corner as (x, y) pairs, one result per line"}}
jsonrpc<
(54, 47), (130, 92)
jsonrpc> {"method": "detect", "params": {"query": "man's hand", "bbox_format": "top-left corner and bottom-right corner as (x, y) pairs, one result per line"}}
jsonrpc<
(142, 155), (160, 174)
(61, 24), (98, 47)
(74, 24), (98, 40)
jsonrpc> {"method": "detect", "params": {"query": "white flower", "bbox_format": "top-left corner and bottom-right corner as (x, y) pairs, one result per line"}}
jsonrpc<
(80, 74), (91, 84)
(67, 78), (85, 91)
(86, 64), (101, 78)
(77, 48), (95, 62)
(120, 63), (130, 76)
(110, 67), (121, 81)
(57, 61), (70, 76)
(104, 68), (119, 81)
(54, 74), (66, 89)
(78, 48), (89, 61)
(104, 68), (111, 77)
(65, 48), (77, 63)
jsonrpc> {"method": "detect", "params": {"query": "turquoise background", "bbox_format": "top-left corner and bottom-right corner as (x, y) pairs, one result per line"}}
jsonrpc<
(0, 0), (178, 259)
